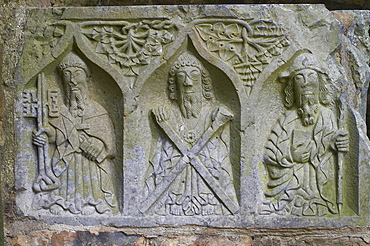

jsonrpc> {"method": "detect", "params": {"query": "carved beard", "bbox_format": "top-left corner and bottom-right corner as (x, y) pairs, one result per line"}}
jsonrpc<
(69, 87), (85, 118)
(297, 94), (319, 126)
(179, 91), (201, 119)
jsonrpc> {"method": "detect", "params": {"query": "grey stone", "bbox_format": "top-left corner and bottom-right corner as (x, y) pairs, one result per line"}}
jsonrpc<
(14, 5), (370, 227)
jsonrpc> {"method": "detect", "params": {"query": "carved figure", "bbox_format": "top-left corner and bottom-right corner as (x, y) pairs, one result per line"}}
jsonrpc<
(32, 52), (117, 215)
(142, 52), (238, 216)
(263, 52), (349, 216)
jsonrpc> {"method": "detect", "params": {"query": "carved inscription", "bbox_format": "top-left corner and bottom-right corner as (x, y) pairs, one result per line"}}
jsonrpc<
(30, 52), (117, 215)
(194, 21), (290, 94)
(262, 52), (349, 216)
(81, 20), (177, 77)
(142, 52), (238, 216)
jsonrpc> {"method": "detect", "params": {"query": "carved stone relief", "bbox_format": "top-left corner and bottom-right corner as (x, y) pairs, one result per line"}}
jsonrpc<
(15, 5), (367, 227)
(141, 52), (238, 216)
(261, 51), (350, 216)
(81, 20), (176, 78)
(194, 20), (290, 94)
(35, 24), (66, 58)
(23, 52), (118, 215)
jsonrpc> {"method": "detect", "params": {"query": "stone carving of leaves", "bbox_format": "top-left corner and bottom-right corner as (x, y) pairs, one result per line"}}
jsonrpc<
(195, 21), (290, 93)
(34, 25), (65, 57)
(82, 20), (176, 76)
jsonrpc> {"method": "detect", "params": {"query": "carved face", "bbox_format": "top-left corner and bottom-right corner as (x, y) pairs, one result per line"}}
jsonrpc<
(62, 67), (87, 91)
(293, 69), (320, 126)
(176, 66), (202, 118)
(293, 68), (319, 101)
(176, 66), (201, 94)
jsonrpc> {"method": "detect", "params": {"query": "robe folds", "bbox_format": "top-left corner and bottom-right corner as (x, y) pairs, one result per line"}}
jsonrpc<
(34, 100), (117, 214)
(263, 106), (338, 216)
(145, 104), (237, 216)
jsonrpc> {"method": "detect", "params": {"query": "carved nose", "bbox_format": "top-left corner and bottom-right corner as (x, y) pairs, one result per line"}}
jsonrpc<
(70, 76), (78, 85)
(184, 76), (193, 86)
(302, 76), (309, 87)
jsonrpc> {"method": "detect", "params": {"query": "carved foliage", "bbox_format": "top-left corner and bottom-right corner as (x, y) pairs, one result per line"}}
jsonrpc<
(34, 24), (66, 57)
(81, 20), (177, 76)
(195, 21), (290, 90)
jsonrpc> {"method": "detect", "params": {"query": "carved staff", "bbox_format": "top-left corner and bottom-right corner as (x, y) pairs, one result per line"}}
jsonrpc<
(32, 73), (59, 192)
(337, 96), (346, 214)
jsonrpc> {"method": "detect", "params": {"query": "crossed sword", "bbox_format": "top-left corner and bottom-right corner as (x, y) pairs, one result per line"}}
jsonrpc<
(139, 107), (239, 214)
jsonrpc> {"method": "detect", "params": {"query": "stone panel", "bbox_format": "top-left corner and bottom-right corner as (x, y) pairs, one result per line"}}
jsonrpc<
(14, 5), (370, 228)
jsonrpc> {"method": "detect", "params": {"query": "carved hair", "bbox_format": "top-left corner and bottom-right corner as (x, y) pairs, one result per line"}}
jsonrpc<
(284, 69), (331, 108)
(58, 52), (89, 75)
(168, 52), (213, 100)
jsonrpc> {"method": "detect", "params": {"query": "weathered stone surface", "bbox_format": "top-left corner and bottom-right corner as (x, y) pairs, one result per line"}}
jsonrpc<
(12, 4), (370, 228)
(6, 227), (370, 245)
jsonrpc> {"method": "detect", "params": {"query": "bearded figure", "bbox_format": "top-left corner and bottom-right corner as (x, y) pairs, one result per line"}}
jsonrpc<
(262, 52), (349, 216)
(32, 52), (117, 215)
(144, 52), (238, 216)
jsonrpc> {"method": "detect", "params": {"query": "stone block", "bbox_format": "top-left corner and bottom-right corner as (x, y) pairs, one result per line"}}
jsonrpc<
(13, 4), (370, 228)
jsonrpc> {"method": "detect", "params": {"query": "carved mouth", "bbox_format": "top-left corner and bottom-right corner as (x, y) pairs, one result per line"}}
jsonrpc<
(183, 87), (194, 93)
(301, 91), (313, 96)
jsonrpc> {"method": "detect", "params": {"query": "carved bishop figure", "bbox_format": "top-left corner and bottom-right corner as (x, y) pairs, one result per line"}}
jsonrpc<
(263, 51), (349, 216)
(143, 52), (238, 216)
(32, 52), (117, 215)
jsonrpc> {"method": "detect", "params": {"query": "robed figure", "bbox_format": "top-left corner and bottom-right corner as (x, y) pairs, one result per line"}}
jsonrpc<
(143, 52), (238, 216)
(263, 52), (348, 216)
(32, 52), (117, 215)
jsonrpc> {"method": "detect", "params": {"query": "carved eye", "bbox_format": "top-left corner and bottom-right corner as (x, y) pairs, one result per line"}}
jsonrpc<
(74, 69), (85, 77)
(295, 74), (304, 82)
(63, 71), (70, 77)
(308, 72), (317, 79)
(177, 71), (185, 80)
(190, 70), (200, 79)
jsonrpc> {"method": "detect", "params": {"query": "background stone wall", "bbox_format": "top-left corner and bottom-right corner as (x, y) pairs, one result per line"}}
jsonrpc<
(1, 1), (370, 245)
(1, 0), (369, 9)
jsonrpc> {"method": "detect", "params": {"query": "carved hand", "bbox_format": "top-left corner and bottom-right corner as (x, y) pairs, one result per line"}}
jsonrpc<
(291, 144), (311, 163)
(32, 132), (47, 147)
(32, 126), (54, 146)
(333, 130), (349, 152)
(80, 134), (104, 161)
(152, 106), (169, 123)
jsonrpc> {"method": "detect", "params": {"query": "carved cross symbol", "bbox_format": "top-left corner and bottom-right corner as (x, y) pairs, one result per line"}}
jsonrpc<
(139, 107), (239, 214)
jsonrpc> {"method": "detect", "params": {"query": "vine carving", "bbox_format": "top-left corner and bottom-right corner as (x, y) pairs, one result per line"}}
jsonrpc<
(81, 20), (177, 77)
(194, 21), (290, 93)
